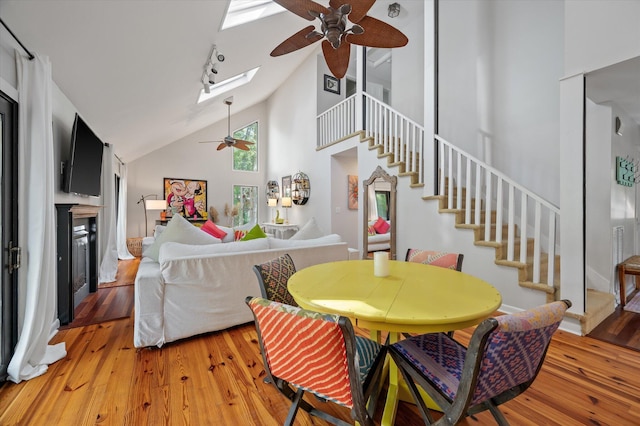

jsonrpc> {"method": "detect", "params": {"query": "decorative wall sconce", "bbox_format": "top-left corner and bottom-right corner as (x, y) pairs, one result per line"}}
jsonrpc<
(266, 180), (280, 203)
(291, 172), (310, 205)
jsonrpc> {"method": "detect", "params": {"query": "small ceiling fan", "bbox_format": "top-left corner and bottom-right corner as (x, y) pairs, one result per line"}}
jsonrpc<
(271, 0), (408, 79)
(199, 97), (254, 151)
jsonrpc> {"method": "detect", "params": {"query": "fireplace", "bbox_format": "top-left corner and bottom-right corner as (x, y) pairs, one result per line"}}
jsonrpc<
(56, 204), (100, 325)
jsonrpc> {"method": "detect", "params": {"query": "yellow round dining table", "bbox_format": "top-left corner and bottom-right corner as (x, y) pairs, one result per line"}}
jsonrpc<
(288, 259), (502, 334)
(288, 259), (502, 426)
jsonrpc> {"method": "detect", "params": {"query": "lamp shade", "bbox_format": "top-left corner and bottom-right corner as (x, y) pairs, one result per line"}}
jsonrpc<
(145, 199), (167, 210)
(268, 198), (277, 207)
(281, 197), (292, 208)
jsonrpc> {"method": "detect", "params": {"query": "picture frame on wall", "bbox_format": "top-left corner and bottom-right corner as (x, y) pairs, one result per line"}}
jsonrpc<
(164, 177), (208, 220)
(348, 175), (358, 210)
(323, 74), (340, 94)
(282, 175), (292, 198)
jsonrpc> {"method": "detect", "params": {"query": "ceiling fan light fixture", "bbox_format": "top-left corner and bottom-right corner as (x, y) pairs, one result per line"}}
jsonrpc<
(388, 2), (401, 18)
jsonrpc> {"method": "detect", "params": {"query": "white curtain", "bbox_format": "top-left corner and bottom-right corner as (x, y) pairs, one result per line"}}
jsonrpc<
(117, 164), (134, 260)
(368, 185), (378, 221)
(8, 52), (66, 383)
(98, 145), (120, 283)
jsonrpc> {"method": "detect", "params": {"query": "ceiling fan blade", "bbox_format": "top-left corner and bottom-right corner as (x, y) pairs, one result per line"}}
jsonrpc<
(234, 140), (254, 151)
(322, 39), (350, 79)
(273, 0), (329, 21)
(217, 142), (228, 151)
(198, 140), (222, 144)
(271, 25), (323, 57)
(330, 0), (375, 23)
(345, 16), (408, 48)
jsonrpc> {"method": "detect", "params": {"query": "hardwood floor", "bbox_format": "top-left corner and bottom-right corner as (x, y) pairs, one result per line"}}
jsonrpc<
(587, 293), (640, 352)
(1, 260), (640, 425)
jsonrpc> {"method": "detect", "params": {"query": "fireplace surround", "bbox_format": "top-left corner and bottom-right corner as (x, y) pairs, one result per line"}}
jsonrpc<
(56, 204), (100, 325)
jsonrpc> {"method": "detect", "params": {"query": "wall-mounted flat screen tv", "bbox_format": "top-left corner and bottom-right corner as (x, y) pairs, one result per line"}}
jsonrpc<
(64, 113), (104, 197)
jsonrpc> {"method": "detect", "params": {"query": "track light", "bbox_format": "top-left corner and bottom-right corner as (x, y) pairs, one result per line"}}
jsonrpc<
(210, 62), (219, 74)
(208, 73), (216, 85)
(216, 52), (225, 62)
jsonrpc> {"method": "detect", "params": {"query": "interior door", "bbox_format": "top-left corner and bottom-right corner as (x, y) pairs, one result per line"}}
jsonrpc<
(0, 91), (18, 382)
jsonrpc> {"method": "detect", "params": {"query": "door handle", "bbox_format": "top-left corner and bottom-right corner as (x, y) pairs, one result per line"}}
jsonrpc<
(8, 241), (21, 274)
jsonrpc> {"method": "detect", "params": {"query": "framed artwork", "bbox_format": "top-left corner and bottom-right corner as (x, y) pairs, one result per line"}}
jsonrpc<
(323, 74), (340, 94)
(348, 175), (358, 210)
(164, 177), (208, 220)
(282, 175), (292, 198)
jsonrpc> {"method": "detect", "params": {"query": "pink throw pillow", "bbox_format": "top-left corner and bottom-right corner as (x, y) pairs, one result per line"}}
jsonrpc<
(201, 220), (227, 240)
(373, 217), (390, 234)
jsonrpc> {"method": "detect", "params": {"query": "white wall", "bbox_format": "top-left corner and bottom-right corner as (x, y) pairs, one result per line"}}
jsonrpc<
(565, 0), (640, 76)
(330, 149), (358, 249)
(126, 102), (268, 237)
(585, 100), (612, 294)
(439, 0), (563, 204)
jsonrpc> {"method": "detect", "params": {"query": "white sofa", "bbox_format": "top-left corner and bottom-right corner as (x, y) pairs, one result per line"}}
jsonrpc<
(134, 231), (348, 348)
(367, 219), (391, 252)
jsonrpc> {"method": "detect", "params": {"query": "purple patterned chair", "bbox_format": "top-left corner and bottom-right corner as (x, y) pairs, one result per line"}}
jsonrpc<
(253, 253), (298, 306)
(389, 300), (571, 425)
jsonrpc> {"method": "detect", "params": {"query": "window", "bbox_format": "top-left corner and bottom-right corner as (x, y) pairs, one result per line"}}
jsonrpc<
(375, 190), (390, 220)
(232, 185), (258, 226)
(233, 121), (258, 172)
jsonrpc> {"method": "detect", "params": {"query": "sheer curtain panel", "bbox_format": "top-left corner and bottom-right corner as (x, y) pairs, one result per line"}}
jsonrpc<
(8, 52), (66, 383)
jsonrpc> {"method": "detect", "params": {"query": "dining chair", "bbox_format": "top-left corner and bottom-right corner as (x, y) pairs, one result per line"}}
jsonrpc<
(388, 299), (571, 425)
(405, 248), (464, 271)
(245, 296), (387, 426)
(252, 253), (298, 306)
(405, 248), (464, 338)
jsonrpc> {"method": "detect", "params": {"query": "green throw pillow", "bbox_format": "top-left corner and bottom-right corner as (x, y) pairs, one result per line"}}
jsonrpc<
(241, 224), (267, 241)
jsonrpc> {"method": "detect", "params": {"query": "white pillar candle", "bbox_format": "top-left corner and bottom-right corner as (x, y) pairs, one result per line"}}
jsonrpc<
(374, 251), (390, 277)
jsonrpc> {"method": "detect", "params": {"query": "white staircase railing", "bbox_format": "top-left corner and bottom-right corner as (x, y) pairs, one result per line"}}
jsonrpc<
(362, 93), (424, 184)
(317, 94), (358, 148)
(316, 94), (560, 290)
(436, 135), (560, 288)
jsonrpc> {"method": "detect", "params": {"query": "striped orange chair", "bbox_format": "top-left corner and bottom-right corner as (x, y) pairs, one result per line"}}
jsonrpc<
(245, 297), (387, 426)
(405, 248), (464, 271)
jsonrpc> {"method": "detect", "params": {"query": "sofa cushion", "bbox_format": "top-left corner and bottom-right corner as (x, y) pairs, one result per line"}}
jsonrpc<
(241, 224), (268, 241)
(269, 234), (342, 249)
(158, 238), (270, 264)
(290, 217), (325, 240)
(201, 220), (227, 239)
(373, 217), (390, 234)
(146, 214), (221, 262)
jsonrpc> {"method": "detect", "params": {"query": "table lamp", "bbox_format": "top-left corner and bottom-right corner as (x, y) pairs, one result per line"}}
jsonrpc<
(281, 197), (292, 224)
(268, 198), (277, 223)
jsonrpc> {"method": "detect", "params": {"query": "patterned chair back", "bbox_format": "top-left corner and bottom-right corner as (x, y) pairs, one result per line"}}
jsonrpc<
(405, 248), (464, 271)
(246, 297), (356, 407)
(253, 253), (297, 306)
(471, 300), (568, 404)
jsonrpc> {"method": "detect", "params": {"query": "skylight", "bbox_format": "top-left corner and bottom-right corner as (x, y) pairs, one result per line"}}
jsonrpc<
(197, 67), (260, 104)
(221, 0), (285, 30)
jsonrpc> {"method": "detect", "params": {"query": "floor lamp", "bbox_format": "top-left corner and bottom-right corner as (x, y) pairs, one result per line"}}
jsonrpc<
(138, 194), (166, 236)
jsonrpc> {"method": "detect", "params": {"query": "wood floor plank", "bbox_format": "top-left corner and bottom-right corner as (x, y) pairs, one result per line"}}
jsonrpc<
(2, 259), (640, 425)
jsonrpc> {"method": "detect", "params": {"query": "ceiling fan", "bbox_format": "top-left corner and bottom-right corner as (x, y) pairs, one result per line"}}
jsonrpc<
(199, 97), (254, 151)
(271, 0), (408, 79)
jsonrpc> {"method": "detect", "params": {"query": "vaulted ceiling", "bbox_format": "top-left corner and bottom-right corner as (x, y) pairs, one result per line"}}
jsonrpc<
(0, 0), (405, 162)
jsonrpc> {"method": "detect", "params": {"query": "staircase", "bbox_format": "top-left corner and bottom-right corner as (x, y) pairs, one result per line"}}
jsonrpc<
(317, 94), (615, 335)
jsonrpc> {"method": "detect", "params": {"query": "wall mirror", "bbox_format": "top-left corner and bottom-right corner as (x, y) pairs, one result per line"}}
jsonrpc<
(362, 166), (396, 260)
